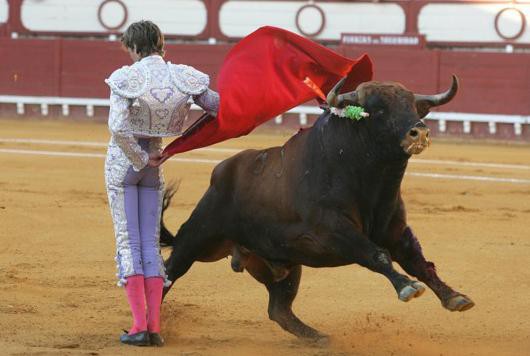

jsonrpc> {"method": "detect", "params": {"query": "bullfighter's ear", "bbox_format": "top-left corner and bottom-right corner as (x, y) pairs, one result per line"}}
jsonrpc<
(414, 75), (459, 119)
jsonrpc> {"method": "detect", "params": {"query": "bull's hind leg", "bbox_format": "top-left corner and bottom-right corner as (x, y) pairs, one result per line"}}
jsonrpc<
(244, 257), (326, 341)
(162, 218), (231, 298)
(162, 224), (199, 298)
(388, 226), (474, 312)
(162, 189), (228, 298)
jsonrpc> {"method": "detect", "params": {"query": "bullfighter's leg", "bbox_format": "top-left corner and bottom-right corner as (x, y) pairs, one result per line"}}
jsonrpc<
(137, 140), (171, 286)
(137, 159), (171, 335)
(281, 228), (425, 303)
(387, 226), (474, 311)
(244, 256), (325, 340)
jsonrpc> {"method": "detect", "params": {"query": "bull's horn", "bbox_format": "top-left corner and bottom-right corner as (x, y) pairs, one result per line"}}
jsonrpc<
(326, 77), (359, 108)
(327, 77), (347, 107)
(414, 75), (459, 118)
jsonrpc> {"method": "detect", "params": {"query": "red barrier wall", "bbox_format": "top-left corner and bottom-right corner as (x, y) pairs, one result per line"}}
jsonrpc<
(0, 38), (232, 98)
(0, 38), (61, 96)
(340, 46), (439, 93)
(438, 51), (530, 115)
(2, 37), (530, 117)
(341, 45), (530, 115)
(60, 40), (127, 98)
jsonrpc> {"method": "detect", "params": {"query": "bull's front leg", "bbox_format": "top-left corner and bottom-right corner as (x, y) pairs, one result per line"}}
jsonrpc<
(281, 225), (427, 303)
(388, 226), (475, 312)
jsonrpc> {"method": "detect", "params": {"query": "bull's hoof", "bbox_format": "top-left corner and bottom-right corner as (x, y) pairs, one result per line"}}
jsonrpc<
(307, 333), (330, 347)
(444, 294), (475, 312)
(299, 331), (330, 346)
(398, 282), (426, 302)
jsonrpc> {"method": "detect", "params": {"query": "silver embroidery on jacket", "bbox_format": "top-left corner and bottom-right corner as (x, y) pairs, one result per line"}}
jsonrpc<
(105, 56), (212, 138)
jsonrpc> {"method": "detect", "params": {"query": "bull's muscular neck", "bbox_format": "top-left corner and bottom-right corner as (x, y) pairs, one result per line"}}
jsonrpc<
(302, 113), (408, 234)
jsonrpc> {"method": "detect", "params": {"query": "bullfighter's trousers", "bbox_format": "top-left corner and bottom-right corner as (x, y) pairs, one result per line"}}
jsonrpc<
(105, 137), (171, 287)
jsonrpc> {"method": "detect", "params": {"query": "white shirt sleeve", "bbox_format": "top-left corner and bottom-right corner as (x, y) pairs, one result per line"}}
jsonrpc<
(108, 92), (149, 171)
(193, 88), (220, 117)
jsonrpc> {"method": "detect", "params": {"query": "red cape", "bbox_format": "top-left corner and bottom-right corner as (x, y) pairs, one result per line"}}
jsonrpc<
(163, 26), (373, 156)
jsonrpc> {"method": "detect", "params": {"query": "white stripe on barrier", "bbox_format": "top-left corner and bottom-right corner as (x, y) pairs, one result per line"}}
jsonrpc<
(1, 95), (530, 124)
(1, 147), (529, 184)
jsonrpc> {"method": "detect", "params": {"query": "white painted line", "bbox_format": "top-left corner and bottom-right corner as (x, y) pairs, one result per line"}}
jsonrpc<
(172, 157), (221, 164)
(0, 138), (241, 154)
(178, 147), (240, 154)
(0, 148), (106, 158)
(1, 138), (529, 171)
(1, 148), (529, 185)
(0, 138), (107, 147)
(407, 172), (530, 185)
(409, 158), (530, 171)
(0, 148), (221, 164)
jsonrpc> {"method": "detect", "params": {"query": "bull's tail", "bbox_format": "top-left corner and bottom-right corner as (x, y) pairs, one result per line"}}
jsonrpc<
(160, 181), (180, 247)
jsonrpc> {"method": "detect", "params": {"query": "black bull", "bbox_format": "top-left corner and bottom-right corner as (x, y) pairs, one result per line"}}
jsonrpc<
(160, 76), (475, 340)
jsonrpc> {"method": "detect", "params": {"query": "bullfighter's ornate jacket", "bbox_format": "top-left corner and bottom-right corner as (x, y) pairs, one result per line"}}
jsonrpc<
(105, 54), (219, 171)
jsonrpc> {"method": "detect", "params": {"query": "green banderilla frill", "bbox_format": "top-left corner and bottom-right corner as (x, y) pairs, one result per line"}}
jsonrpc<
(344, 105), (370, 121)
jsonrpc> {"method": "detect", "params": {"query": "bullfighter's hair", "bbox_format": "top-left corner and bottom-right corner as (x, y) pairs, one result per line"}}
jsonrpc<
(121, 20), (165, 58)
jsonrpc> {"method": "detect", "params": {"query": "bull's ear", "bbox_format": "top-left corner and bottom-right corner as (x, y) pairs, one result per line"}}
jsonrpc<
(414, 75), (459, 119)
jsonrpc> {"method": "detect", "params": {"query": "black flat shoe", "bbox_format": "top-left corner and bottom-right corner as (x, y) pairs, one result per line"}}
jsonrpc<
(120, 330), (150, 346)
(149, 332), (165, 347)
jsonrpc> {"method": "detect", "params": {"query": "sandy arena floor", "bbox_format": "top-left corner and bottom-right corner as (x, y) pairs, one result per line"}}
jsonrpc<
(0, 118), (529, 356)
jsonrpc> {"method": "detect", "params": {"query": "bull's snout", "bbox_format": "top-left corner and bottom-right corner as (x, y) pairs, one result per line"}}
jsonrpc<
(401, 124), (430, 155)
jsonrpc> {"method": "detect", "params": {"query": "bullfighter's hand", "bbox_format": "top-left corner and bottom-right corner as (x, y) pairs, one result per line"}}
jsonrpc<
(147, 151), (169, 167)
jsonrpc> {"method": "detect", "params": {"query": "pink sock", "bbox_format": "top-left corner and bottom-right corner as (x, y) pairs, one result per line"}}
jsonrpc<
(124, 275), (147, 334)
(145, 277), (164, 333)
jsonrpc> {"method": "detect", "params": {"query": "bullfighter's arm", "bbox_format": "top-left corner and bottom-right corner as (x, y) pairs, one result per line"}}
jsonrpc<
(108, 92), (149, 171)
(193, 88), (220, 117)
